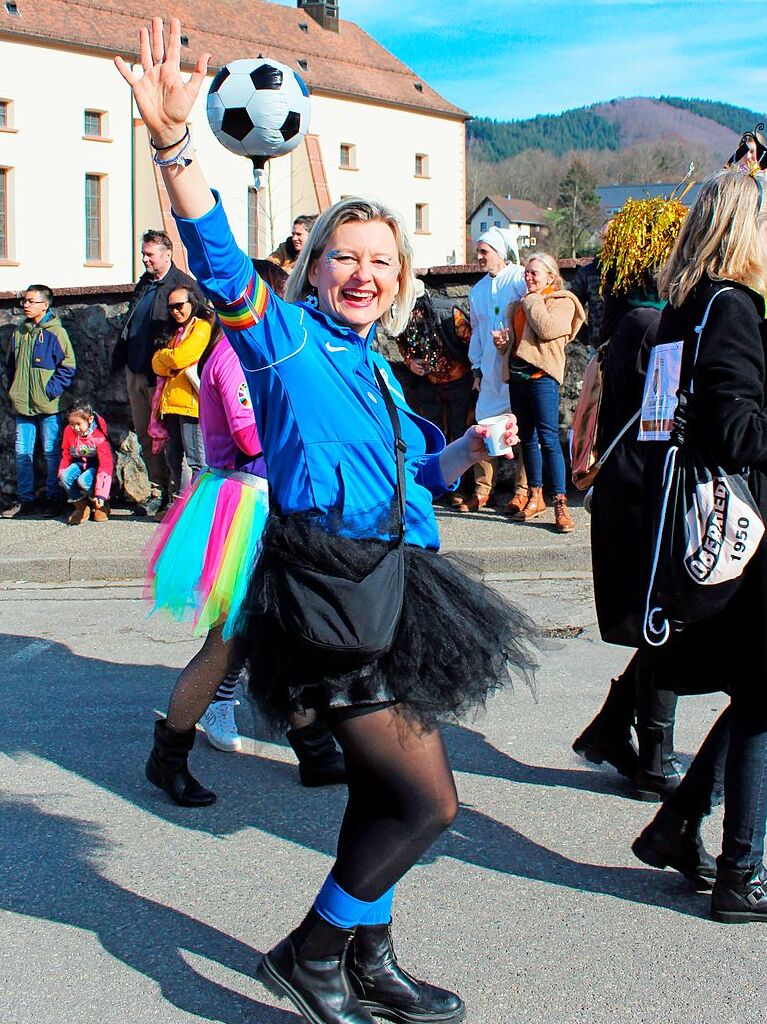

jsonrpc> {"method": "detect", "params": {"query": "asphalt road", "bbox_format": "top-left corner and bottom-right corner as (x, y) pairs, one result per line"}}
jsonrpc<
(1, 576), (757, 1024)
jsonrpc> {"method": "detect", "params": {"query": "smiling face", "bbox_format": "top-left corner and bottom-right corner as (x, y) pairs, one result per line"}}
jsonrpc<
(308, 220), (401, 337)
(168, 288), (193, 326)
(524, 258), (554, 293)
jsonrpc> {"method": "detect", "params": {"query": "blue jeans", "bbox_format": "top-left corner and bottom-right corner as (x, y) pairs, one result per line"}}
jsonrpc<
(15, 413), (62, 502)
(164, 414), (206, 497)
(508, 375), (566, 495)
(666, 690), (767, 872)
(59, 464), (96, 501)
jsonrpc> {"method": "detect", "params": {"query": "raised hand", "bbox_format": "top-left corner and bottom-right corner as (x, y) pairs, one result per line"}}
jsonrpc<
(114, 17), (211, 147)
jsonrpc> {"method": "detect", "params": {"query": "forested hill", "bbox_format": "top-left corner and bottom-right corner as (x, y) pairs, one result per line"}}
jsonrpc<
(469, 96), (766, 162)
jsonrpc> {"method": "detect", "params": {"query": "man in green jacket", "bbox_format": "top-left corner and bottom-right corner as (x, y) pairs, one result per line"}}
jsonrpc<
(2, 285), (76, 518)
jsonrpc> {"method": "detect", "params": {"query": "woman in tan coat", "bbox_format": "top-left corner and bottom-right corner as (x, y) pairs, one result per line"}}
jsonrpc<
(500, 253), (585, 532)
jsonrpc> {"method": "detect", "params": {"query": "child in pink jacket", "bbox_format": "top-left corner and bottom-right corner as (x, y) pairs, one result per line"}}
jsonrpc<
(58, 398), (113, 525)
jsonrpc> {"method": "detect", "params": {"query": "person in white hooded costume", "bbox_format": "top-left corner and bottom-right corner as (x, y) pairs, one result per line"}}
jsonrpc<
(459, 227), (526, 511)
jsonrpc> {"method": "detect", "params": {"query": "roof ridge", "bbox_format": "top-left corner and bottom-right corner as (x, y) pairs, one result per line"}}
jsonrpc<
(2, 0), (467, 118)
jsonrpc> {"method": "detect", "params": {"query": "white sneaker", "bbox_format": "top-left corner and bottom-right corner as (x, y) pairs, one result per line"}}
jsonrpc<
(200, 699), (242, 752)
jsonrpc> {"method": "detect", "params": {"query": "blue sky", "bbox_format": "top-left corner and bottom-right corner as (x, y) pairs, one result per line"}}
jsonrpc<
(273, 1), (767, 120)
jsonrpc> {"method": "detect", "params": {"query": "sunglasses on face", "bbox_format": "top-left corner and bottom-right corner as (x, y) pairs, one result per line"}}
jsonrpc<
(168, 302), (190, 311)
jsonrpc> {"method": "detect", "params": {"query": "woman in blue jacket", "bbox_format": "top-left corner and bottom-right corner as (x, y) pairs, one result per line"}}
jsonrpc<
(117, 20), (536, 1024)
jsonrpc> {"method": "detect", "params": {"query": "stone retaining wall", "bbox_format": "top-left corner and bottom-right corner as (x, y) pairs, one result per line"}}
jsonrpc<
(0, 261), (591, 500)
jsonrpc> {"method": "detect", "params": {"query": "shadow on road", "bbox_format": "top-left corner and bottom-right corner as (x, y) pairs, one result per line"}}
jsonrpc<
(0, 631), (708, 953)
(0, 796), (298, 1022)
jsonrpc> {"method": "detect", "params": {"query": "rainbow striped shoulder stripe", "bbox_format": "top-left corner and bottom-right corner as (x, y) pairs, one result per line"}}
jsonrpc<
(213, 273), (269, 331)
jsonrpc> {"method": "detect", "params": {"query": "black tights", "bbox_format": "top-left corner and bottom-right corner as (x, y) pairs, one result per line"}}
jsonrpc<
(327, 705), (458, 902)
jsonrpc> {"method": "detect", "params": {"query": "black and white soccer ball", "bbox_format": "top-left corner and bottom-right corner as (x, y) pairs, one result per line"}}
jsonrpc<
(206, 58), (311, 160)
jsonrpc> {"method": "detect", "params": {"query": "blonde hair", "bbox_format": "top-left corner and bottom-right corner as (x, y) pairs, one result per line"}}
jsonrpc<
(286, 196), (417, 336)
(659, 168), (767, 307)
(525, 252), (563, 290)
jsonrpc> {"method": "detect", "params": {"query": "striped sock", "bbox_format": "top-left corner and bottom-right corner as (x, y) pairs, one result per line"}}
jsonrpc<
(212, 662), (241, 703)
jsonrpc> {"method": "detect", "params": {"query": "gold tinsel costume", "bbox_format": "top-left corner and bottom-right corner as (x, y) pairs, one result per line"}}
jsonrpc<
(600, 196), (688, 296)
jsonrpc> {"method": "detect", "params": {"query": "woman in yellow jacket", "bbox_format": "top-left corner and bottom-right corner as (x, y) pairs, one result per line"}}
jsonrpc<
(499, 253), (585, 533)
(152, 286), (211, 498)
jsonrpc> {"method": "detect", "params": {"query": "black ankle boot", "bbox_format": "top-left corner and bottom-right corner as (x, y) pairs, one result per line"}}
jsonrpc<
(257, 908), (374, 1024)
(633, 725), (683, 801)
(572, 676), (639, 779)
(347, 922), (465, 1024)
(711, 864), (767, 923)
(633, 685), (682, 800)
(631, 804), (716, 889)
(145, 719), (216, 807)
(287, 721), (347, 788)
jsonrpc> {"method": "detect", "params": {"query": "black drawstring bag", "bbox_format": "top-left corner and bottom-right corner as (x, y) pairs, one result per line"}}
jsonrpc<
(643, 289), (765, 647)
(261, 365), (407, 670)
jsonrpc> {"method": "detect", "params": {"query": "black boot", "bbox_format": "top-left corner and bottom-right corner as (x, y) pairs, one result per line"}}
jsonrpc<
(711, 864), (767, 923)
(631, 804), (716, 890)
(633, 684), (682, 800)
(145, 719), (216, 807)
(572, 672), (639, 779)
(287, 721), (347, 788)
(347, 922), (465, 1024)
(257, 908), (374, 1024)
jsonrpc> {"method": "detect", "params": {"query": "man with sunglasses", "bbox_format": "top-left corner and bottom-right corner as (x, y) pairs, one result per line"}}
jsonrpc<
(112, 228), (194, 516)
(2, 285), (76, 518)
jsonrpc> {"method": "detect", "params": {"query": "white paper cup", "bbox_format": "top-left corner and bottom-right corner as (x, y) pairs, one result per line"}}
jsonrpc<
(478, 414), (513, 457)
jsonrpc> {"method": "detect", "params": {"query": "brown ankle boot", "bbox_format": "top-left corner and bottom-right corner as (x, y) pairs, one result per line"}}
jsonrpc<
(553, 494), (574, 533)
(456, 492), (490, 513)
(67, 498), (91, 526)
(515, 486), (546, 521)
(92, 502), (110, 523)
(505, 487), (529, 517)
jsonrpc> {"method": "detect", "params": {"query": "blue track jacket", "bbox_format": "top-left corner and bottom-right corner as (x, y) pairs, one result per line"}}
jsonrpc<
(175, 194), (454, 550)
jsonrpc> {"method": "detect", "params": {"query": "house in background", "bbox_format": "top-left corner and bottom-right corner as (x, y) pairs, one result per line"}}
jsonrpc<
(0, 0), (469, 291)
(596, 182), (702, 218)
(467, 194), (549, 259)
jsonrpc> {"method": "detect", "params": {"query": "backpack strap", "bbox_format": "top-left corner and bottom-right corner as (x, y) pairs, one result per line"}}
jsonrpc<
(373, 364), (407, 543)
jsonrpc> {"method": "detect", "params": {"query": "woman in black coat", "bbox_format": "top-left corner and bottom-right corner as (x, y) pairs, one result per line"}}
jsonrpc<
(573, 197), (687, 800)
(630, 168), (767, 921)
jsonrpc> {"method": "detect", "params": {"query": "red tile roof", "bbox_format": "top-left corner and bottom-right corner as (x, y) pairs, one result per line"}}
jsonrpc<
(468, 195), (548, 226)
(1, 0), (468, 119)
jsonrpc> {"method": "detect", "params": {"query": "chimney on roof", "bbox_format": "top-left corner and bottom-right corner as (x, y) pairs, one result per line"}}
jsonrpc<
(298, 0), (339, 32)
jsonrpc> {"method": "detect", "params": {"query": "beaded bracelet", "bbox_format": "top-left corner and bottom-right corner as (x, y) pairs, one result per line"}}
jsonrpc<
(153, 131), (193, 168)
(150, 126), (189, 151)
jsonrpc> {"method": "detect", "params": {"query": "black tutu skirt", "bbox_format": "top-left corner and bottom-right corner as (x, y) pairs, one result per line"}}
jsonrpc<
(234, 514), (539, 732)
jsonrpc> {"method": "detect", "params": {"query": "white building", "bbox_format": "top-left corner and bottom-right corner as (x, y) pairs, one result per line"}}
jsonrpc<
(0, 0), (468, 292)
(467, 194), (549, 255)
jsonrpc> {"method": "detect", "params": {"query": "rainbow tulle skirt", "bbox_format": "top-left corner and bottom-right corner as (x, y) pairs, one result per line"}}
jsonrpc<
(144, 467), (269, 639)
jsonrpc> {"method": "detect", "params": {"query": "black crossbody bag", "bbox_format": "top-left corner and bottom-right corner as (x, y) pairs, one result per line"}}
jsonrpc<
(262, 365), (407, 670)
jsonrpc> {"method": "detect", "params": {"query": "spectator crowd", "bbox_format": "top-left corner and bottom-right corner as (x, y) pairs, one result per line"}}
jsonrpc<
(1, 217), (591, 531)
